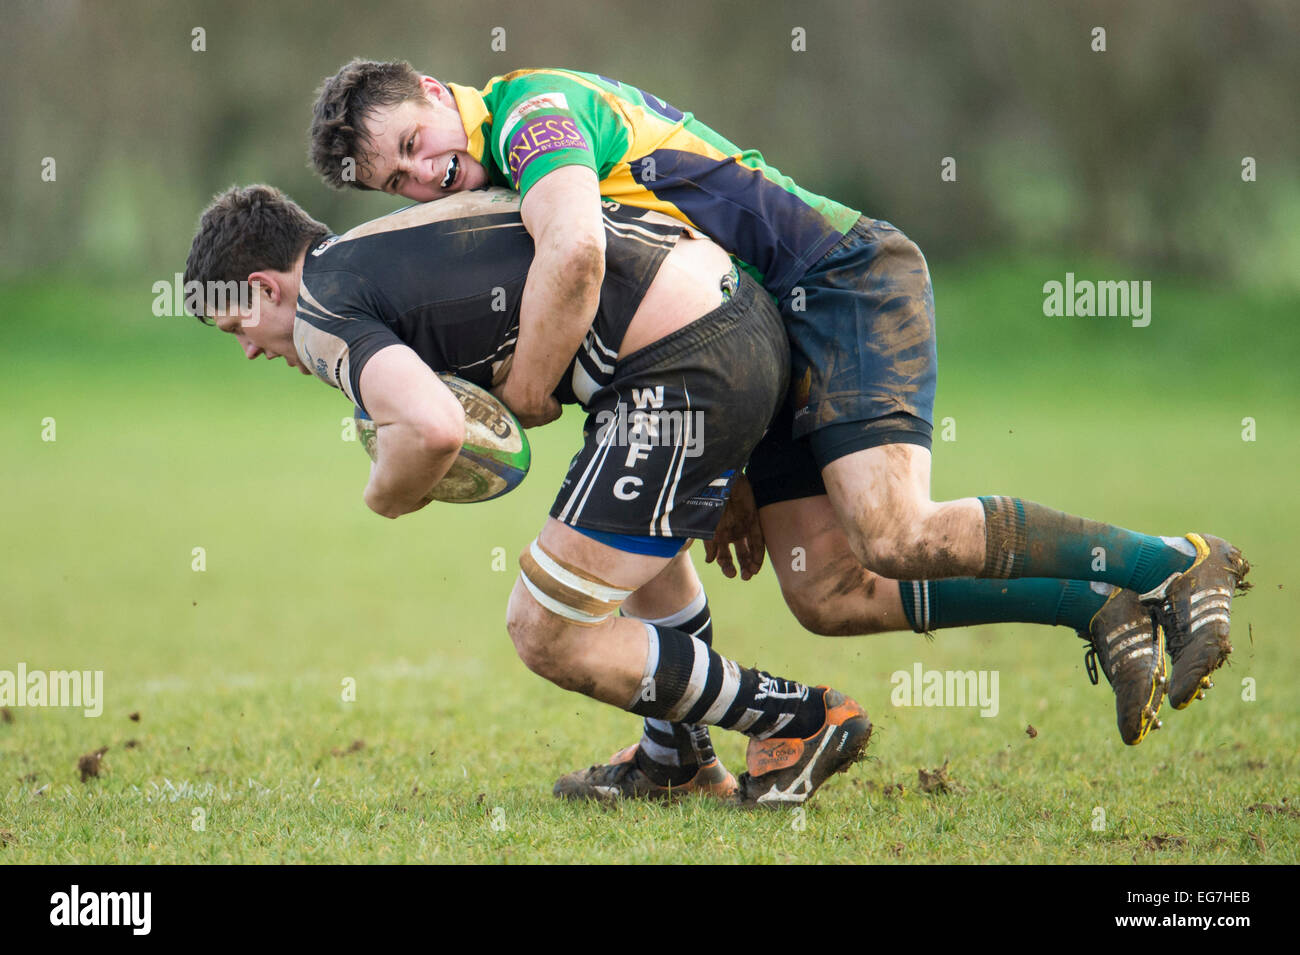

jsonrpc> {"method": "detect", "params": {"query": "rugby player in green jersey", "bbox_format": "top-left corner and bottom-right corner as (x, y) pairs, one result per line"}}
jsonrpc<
(305, 61), (1249, 781)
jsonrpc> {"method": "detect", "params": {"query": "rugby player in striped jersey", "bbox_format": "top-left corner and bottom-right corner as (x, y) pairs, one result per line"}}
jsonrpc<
(183, 183), (871, 805)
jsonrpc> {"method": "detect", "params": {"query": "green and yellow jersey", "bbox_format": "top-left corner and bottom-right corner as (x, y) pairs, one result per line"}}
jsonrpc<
(448, 69), (861, 299)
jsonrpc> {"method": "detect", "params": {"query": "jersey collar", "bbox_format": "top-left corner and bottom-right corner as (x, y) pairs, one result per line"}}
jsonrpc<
(448, 82), (489, 166)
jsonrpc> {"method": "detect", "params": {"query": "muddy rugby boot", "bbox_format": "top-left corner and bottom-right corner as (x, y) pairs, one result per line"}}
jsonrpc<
(1139, 533), (1251, 709)
(553, 744), (738, 802)
(731, 687), (872, 808)
(1080, 588), (1167, 745)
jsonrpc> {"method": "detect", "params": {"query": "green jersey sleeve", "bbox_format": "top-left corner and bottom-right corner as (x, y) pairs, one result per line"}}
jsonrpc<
(487, 73), (631, 198)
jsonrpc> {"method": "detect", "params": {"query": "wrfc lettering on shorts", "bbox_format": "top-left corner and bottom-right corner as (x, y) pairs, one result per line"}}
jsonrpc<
(558, 383), (702, 536)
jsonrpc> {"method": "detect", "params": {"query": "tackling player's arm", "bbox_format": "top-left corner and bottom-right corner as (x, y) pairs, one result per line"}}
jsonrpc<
(358, 344), (466, 518)
(486, 80), (625, 427)
(495, 164), (605, 427)
(703, 472), (767, 580)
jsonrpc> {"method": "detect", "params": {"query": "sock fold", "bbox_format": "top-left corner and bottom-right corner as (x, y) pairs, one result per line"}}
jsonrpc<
(978, 496), (1194, 593)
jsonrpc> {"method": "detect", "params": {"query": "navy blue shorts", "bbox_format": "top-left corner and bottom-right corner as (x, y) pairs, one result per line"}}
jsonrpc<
(749, 216), (938, 508)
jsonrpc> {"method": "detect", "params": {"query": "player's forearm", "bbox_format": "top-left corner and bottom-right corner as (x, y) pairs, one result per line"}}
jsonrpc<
(364, 420), (463, 518)
(502, 237), (604, 414)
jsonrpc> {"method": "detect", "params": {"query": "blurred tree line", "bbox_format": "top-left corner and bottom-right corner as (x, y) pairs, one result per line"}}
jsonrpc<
(2, 0), (1296, 290)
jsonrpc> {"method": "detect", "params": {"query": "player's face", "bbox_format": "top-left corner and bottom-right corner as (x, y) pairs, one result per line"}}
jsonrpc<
(212, 302), (309, 375)
(357, 79), (488, 201)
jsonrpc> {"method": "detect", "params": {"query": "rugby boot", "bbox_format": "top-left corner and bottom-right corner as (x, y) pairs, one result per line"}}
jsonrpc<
(1080, 587), (1167, 745)
(553, 744), (738, 802)
(1139, 534), (1251, 710)
(731, 687), (872, 808)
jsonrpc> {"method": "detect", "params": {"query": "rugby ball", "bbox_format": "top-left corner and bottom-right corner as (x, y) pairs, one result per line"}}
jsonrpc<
(354, 374), (531, 504)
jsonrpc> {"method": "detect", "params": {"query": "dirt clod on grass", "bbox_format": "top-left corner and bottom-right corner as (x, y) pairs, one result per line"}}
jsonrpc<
(1247, 802), (1299, 818)
(124, 739), (139, 749)
(0, 829), (15, 847)
(1, 707), (12, 724)
(1025, 724), (1038, 738)
(78, 746), (109, 782)
(862, 780), (906, 796)
(917, 759), (963, 795)
(128, 711), (140, 722)
(1141, 833), (1187, 851)
(330, 739), (365, 757)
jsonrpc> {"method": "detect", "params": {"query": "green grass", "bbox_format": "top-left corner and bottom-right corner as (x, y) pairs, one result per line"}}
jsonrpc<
(1, 259), (1297, 863)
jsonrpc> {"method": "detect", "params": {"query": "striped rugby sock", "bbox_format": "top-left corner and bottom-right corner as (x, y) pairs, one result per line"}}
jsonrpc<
(627, 590), (719, 786)
(627, 623), (826, 741)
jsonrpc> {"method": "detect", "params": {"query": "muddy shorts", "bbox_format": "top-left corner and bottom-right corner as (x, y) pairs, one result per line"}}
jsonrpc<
(551, 268), (790, 544)
(748, 216), (938, 508)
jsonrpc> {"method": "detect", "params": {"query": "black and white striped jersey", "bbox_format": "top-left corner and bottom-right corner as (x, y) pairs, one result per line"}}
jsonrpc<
(293, 188), (682, 413)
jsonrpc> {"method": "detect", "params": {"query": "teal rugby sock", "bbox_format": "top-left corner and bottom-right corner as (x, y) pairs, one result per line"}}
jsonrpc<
(898, 577), (1112, 634)
(979, 496), (1195, 594)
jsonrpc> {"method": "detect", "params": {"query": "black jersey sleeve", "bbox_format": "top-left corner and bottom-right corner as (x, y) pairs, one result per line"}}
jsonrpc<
(294, 268), (403, 413)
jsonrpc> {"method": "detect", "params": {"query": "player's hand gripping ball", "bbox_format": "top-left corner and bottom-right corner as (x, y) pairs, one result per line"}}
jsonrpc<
(354, 375), (531, 503)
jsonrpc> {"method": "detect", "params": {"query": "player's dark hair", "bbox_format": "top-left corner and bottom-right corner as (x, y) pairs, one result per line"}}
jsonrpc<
(183, 184), (329, 324)
(309, 58), (427, 191)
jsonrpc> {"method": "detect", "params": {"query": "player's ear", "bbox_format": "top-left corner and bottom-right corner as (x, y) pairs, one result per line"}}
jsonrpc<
(247, 271), (280, 305)
(419, 75), (450, 105)
(245, 270), (284, 315)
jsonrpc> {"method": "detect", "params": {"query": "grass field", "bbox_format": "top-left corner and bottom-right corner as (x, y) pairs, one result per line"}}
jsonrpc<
(2, 258), (1297, 864)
